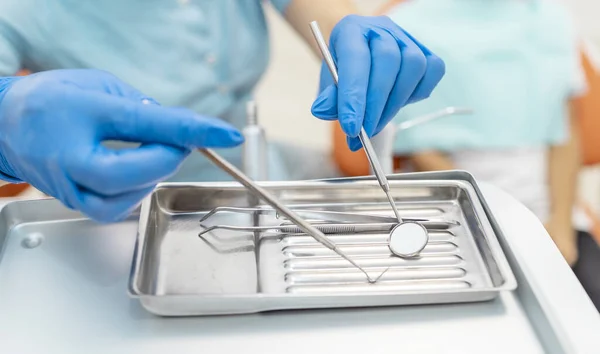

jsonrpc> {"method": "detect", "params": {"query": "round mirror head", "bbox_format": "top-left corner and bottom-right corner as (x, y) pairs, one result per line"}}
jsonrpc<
(389, 222), (428, 258)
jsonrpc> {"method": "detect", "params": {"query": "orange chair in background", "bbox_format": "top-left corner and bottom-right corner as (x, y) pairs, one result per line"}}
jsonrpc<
(573, 50), (600, 245)
(573, 51), (600, 166)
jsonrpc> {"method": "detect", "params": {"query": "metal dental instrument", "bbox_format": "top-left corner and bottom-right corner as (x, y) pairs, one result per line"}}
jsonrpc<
(199, 148), (381, 283)
(198, 219), (459, 239)
(199, 206), (460, 227)
(199, 222), (398, 238)
(309, 21), (429, 258)
(309, 21), (404, 224)
(275, 210), (457, 227)
(200, 206), (405, 224)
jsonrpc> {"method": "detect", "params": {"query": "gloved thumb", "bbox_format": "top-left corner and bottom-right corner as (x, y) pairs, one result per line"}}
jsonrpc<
(311, 84), (338, 120)
(347, 136), (363, 152)
(312, 84), (360, 138)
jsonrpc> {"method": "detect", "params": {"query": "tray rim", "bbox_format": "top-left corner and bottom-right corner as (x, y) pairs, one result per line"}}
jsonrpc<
(128, 170), (517, 303)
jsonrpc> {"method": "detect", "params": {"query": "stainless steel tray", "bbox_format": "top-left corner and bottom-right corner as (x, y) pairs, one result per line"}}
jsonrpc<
(128, 174), (517, 316)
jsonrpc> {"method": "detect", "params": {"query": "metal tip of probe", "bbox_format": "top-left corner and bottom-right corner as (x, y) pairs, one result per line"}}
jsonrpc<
(373, 266), (391, 283)
(334, 247), (390, 284)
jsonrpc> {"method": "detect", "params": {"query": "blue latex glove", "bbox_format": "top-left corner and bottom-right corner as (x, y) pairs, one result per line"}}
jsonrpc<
(310, 15), (445, 151)
(0, 69), (243, 222)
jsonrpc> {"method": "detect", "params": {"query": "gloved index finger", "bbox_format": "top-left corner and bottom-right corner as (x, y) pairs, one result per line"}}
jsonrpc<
(75, 90), (244, 150)
(332, 25), (371, 138)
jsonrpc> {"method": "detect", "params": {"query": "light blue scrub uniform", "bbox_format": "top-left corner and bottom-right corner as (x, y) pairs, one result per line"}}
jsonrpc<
(386, 0), (586, 154)
(0, 0), (293, 182)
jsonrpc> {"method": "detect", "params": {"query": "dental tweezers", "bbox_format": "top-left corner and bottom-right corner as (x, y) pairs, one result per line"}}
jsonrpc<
(200, 206), (402, 224)
(199, 206), (460, 227)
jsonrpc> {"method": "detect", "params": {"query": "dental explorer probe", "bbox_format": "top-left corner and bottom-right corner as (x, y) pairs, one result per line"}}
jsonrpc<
(308, 21), (404, 224)
(199, 148), (382, 283)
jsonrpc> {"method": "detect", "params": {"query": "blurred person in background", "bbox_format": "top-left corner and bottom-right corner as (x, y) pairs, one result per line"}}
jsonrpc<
(379, 0), (600, 310)
(558, 0), (600, 312)
(0, 0), (444, 222)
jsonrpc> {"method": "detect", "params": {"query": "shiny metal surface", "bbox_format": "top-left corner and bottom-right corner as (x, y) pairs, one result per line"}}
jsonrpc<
(129, 174), (517, 316)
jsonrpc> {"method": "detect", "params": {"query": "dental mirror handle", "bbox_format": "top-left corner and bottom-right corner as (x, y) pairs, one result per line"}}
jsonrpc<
(309, 20), (403, 223)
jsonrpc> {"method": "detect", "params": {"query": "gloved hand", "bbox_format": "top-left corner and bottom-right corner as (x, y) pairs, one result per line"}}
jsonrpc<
(311, 15), (445, 151)
(0, 69), (243, 222)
